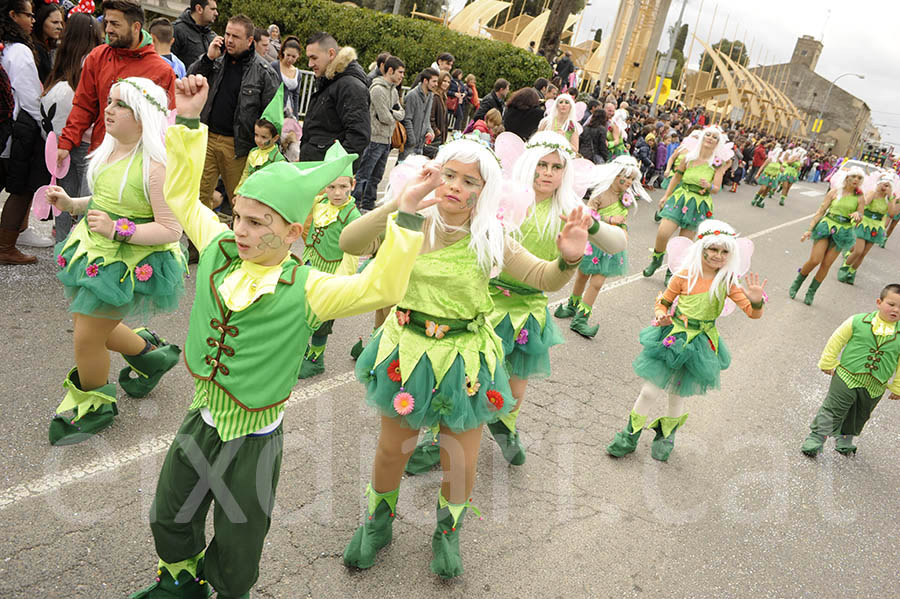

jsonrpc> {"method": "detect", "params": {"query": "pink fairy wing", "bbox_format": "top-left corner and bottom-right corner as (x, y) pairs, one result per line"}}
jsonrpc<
(677, 134), (699, 154)
(44, 132), (70, 179)
(735, 238), (754, 277)
(32, 185), (60, 219)
(282, 117), (302, 138)
(715, 141), (735, 164)
(574, 101), (586, 122)
(167, 108), (177, 127)
(496, 179), (534, 230)
(861, 170), (883, 195)
(665, 236), (693, 274)
(387, 155), (429, 195)
(493, 132), (525, 174)
(570, 158), (596, 198)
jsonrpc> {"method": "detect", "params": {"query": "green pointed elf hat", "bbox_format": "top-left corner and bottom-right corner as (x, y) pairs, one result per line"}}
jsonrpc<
(260, 83), (285, 135)
(236, 152), (358, 224)
(293, 141), (355, 179)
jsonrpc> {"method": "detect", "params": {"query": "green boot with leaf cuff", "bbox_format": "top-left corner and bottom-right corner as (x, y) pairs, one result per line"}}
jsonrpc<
(554, 295), (578, 319)
(119, 328), (181, 398)
(788, 272), (807, 299)
(49, 368), (118, 446)
(606, 411), (646, 457)
(430, 495), (480, 579)
(343, 484), (398, 569)
(649, 414), (688, 462)
(642, 251), (665, 277)
(405, 427), (442, 474)
(804, 279), (822, 305)
(129, 555), (211, 598)
(570, 304), (599, 339)
(487, 408), (526, 465)
(298, 344), (326, 379)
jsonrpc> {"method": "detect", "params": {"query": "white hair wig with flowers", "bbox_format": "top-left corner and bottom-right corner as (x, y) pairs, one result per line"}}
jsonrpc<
(675, 219), (742, 301)
(541, 94), (581, 135)
(418, 138), (507, 275)
(587, 154), (652, 208)
(829, 165), (867, 192)
(86, 77), (169, 202)
(680, 125), (733, 167)
(511, 130), (583, 239)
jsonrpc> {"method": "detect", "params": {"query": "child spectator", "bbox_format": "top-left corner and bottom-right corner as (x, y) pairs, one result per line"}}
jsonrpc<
(149, 18), (186, 79)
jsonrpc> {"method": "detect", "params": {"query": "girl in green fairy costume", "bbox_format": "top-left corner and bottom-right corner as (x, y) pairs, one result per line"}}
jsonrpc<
(837, 172), (900, 285)
(607, 219), (767, 462)
(606, 106), (629, 157)
(777, 147), (805, 206)
(558, 155), (648, 338)
(340, 137), (593, 578)
(750, 145), (782, 208)
(643, 125), (733, 280)
(538, 93), (581, 154)
(789, 166), (866, 305)
(45, 78), (186, 446)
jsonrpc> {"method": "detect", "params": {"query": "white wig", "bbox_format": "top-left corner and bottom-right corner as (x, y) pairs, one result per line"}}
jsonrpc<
(588, 154), (652, 207)
(611, 108), (629, 141)
(512, 130), (583, 239)
(681, 125), (728, 167)
(87, 77), (169, 202)
(767, 146), (783, 163)
(540, 94), (580, 140)
(676, 219), (742, 301)
(830, 165), (866, 192)
(419, 139), (506, 274)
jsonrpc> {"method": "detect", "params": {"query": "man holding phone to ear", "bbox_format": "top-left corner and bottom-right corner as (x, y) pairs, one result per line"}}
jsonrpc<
(187, 14), (279, 210)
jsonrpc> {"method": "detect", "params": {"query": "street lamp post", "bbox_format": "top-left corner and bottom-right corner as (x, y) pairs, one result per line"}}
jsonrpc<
(650, 0), (688, 118)
(811, 72), (864, 146)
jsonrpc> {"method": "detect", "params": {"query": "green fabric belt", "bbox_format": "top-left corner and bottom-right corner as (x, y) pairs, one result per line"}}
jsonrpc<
(864, 209), (885, 220)
(674, 309), (717, 331)
(826, 212), (852, 224)
(492, 279), (542, 296)
(397, 308), (487, 337)
(681, 182), (709, 195)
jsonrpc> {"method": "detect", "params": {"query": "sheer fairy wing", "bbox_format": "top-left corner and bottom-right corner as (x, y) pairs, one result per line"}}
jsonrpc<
(497, 179), (535, 231)
(45, 132), (70, 179)
(665, 236), (693, 273)
(736, 238), (754, 277)
(574, 101), (586, 122)
(716, 141), (735, 164)
(861, 170), (881, 195)
(571, 157), (596, 198)
(494, 132), (526, 175)
(387, 155), (429, 196)
(678, 134), (699, 154)
(167, 109), (177, 128)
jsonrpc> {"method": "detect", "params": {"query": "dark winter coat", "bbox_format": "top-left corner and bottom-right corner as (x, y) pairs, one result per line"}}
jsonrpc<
(172, 9), (216, 69)
(579, 121), (609, 164)
(472, 91), (505, 123)
(502, 104), (544, 141)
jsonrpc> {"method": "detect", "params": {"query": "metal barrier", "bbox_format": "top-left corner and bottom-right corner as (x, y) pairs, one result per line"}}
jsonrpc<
(291, 69), (410, 119)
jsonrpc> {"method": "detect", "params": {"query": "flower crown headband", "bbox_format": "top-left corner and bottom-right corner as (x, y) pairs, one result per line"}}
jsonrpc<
(696, 229), (736, 240)
(524, 140), (576, 159)
(116, 78), (168, 115)
(448, 131), (503, 168)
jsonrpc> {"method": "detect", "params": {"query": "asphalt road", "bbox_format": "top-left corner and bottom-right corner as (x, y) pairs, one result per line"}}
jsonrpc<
(2, 177), (899, 599)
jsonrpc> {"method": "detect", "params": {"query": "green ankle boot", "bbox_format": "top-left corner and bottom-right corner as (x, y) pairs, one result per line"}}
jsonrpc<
(430, 495), (479, 579)
(800, 431), (826, 457)
(845, 268), (857, 285)
(649, 414), (688, 462)
(788, 272), (807, 299)
(343, 484), (398, 569)
(750, 194), (760, 206)
(835, 435), (857, 455)
(350, 337), (365, 360)
(606, 411), (647, 457)
(298, 346), (326, 379)
(642, 251), (665, 277)
(803, 279), (821, 305)
(129, 556), (211, 598)
(779, 195), (786, 206)
(554, 295), (578, 319)
(836, 264), (850, 283)
(119, 328), (182, 398)
(49, 368), (118, 446)
(487, 409), (525, 465)
(405, 428), (442, 474)
(757, 195), (766, 208)
(570, 305), (599, 338)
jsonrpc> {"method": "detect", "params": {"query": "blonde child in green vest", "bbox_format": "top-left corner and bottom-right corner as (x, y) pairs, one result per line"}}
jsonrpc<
(298, 142), (362, 378)
(131, 75), (426, 599)
(235, 84), (286, 191)
(801, 283), (900, 456)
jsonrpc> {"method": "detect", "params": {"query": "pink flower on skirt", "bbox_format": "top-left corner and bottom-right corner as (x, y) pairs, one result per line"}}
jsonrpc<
(592, 256), (600, 265)
(662, 335), (676, 348)
(56, 255), (66, 267)
(135, 264), (154, 282)
(515, 328), (528, 345)
(682, 206), (688, 214)
(393, 391), (415, 416)
(85, 263), (99, 277)
(584, 242), (593, 256)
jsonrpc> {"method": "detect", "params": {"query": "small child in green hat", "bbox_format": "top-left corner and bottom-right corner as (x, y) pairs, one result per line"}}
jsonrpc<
(236, 84), (286, 191)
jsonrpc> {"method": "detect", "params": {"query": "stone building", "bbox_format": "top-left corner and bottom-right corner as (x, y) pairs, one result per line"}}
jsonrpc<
(749, 35), (871, 156)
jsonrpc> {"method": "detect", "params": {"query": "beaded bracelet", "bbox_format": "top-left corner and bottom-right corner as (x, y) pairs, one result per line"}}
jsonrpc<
(114, 218), (136, 243)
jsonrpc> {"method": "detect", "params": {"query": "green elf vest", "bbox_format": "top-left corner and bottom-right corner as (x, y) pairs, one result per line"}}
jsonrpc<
(302, 198), (360, 272)
(185, 231), (313, 411)
(837, 311), (900, 393)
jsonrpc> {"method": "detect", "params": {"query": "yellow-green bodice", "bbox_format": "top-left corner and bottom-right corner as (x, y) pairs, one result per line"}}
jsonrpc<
(827, 193), (861, 222)
(676, 156), (716, 188)
(495, 198), (558, 289)
(91, 151), (152, 219)
(594, 200), (629, 230)
(671, 288), (726, 351)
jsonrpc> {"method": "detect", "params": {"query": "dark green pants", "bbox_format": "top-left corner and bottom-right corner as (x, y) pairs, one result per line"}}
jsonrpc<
(810, 375), (883, 437)
(149, 410), (283, 598)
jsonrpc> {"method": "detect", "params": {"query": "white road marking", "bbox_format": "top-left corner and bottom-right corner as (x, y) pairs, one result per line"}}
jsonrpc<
(800, 190), (822, 197)
(0, 212), (816, 511)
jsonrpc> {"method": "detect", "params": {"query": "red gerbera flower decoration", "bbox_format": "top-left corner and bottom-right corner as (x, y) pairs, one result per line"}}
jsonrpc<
(705, 211), (712, 217)
(871, 230), (877, 237)
(387, 359), (402, 382)
(486, 390), (504, 410)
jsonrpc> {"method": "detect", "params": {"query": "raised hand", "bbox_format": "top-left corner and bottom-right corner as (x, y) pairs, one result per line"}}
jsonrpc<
(397, 161), (443, 214)
(46, 185), (73, 213)
(556, 205), (592, 263)
(743, 271), (768, 305)
(175, 75), (209, 120)
(800, 230), (811, 242)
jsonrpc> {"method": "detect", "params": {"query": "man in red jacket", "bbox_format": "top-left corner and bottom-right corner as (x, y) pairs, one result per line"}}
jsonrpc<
(57, 0), (176, 165)
(749, 141), (768, 184)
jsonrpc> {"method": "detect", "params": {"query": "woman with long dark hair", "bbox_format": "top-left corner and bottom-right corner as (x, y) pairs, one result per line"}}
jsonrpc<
(270, 35), (301, 117)
(31, 0), (63, 83)
(0, 0), (48, 264)
(429, 70), (450, 147)
(501, 87), (544, 141)
(41, 12), (102, 242)
(579, 104), (608, 164)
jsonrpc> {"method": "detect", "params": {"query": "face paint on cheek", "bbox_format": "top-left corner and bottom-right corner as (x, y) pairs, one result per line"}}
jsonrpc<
(256, 213), (285, 251)
(467, 192), (477, 207)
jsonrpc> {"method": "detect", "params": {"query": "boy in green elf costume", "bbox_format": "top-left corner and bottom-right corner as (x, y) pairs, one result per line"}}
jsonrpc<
(801, 283), (900, 457)
(130, 75), (425, 599)
(235, 84), (286, 191)
(298, 141), (362, 378)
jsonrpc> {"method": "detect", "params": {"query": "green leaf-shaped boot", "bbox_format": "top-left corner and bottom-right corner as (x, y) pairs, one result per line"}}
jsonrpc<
(119, 328), (181, 398)
(49, 368), (118, 446)
(343, 484), (398, 569)
(606, 411), (646, 457)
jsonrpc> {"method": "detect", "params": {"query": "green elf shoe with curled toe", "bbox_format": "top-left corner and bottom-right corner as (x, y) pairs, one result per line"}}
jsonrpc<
(350, 337), (365, 360)
(788, 272), (807, 299)
(554, 295), (578, 319)
(606, 411), (646, 458)
(649, 414), (688, 462)
(298, 344), (326, 379)
(405, 427), (442, 474)
(430, 495), (480, 579)
(49, 368), (118, 446)
(835, 435), (857, 455)
(569, 304), (599, 339)
(343, 484), (398, 569)
(129, 556), (211, 599)
(487, 408), (526, 465)
(642, 251), (665, 277)
(119, 328), (181, 398)
(801, 431), (826, 457)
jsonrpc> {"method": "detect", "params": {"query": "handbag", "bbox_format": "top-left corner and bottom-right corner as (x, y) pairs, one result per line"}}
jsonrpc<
(391, 121), (407, 151)
(446, 96), (459, 111)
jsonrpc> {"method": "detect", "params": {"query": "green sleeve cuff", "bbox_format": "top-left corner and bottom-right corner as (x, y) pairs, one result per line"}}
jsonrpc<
(395, 211), (425, 232)
(587, 219), (600, 235)
(556, 255), (578, 271)
(175, 116), (201, 129)
(659, 298), (673, 308)
(750, 300), (764, 310)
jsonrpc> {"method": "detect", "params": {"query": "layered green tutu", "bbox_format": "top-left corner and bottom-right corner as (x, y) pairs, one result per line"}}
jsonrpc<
(493, 309), (564, 379)
(779, 166), (798, 184)
(811, 219), (856, 253)
(56, 231), (186, 320)
(632, 325), (731, 397)
(356, 330), (513, 432)
(580, 243), (627, 276)
(658, 187), (712, 231)
(856, 222), (886, 246)
(757, 164), (781, 187)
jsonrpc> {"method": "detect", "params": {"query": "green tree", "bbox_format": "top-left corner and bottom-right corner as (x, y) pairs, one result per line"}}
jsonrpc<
(674, 23), (688, 53)
(699, 38), (748, 72)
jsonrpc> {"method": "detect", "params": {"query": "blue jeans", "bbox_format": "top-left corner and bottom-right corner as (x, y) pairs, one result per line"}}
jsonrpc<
(353, 142), (392, 211)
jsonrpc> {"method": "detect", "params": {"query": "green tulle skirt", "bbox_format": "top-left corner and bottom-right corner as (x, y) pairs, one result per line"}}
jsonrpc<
(756, 172), (779, 187)
(355, 330), (513, 432)
(632, 325), (731, 397)
(580, 243), (627, 276)
(56, 240), (186, 320)
(658, 189), (713, 231)
(856, 222), (886, 246)
(493, 309), (565, 380)
(811, 220), (856, 253)
(778, 167), (798, 184)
